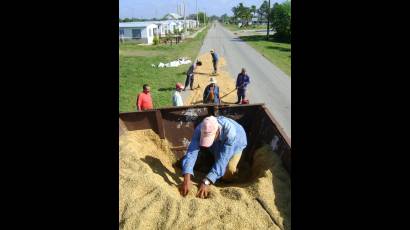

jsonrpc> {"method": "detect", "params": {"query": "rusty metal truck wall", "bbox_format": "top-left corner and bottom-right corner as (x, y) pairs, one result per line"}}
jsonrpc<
(119, 104), (291, 173)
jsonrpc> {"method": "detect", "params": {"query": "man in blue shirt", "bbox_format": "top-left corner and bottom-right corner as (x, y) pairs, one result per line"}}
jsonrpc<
(203, 77), (221, 104)
(235, 68), (251, 104)
(210, 49), (219, 74)
(179, 116), (247, 198)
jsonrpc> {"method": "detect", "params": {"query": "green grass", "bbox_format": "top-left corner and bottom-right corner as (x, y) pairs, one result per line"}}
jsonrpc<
(239, 35), (291, 76)
(119, 26), (209, 112)
(223, 23), (269, 31)
(223, 23), (241, 31)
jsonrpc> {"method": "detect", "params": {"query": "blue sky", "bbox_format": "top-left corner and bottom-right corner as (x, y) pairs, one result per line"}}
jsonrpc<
(119, 0), (284, 19)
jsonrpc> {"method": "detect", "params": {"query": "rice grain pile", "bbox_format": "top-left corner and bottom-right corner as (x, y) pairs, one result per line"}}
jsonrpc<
(184, 53), (240, 105)
(119, 129), (291, 230)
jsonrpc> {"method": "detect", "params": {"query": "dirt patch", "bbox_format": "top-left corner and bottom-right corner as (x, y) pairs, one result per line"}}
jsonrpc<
(184, 53), (242, 105)
(119, 130), (291, 230)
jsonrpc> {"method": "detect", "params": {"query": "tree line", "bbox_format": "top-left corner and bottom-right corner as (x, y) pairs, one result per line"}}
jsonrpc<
(225, 0), (291, 42)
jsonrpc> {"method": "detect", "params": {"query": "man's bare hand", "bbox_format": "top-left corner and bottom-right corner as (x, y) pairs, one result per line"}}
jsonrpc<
(179, 174), (191, 197)
(196, 183), (209, 199)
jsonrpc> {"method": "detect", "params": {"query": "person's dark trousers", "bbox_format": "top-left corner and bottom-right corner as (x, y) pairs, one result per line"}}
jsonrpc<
(184, 74), (194, 90)
(213, 61), (218, 73)
(236, 88), (246, 103)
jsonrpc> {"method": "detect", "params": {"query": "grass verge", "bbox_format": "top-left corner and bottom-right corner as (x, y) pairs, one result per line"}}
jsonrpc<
(239, 35), (291, 76)
(223, 23), (269, 31)
(119, 26), (209, 112)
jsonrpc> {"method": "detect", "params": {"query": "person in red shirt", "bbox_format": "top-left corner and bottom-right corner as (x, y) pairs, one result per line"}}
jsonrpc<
(136, 84), (153, 111)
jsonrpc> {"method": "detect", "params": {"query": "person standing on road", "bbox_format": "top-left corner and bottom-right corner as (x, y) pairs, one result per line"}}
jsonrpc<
(136, 84), (153, 111)
(235, 68), (250, 104)
(184, 60), (202, 91)
(210, 49), (219, 74)
(179, 115), (248, 199)
(203, 77), (220, 104)
(172, 83), (184, 106)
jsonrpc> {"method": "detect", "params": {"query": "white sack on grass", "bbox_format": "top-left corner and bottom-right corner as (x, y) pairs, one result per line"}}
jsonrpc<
(154, 58), (192, 68)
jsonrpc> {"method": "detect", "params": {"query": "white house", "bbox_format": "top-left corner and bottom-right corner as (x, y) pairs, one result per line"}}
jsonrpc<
(119, 22), (159, 44)
(174, 21), (184, 32)
(152, 21), (178, 36)
(187, 20), (198, 29)
(163, 13), (183, 20)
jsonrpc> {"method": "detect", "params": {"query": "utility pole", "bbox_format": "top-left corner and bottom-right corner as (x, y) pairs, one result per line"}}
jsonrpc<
(196, 0), (199, 27)
(267, 0), (270, 40)
(183, 0), (187, 33)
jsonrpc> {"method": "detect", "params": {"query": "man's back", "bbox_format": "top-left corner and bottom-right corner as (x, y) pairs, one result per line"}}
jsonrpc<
(211, 53), (219, 62)
(172, 91), (183, 106)
(187, 64), (195, 76)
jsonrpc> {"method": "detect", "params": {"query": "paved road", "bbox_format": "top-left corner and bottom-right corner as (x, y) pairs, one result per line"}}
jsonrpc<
(199, 23), (291, 137)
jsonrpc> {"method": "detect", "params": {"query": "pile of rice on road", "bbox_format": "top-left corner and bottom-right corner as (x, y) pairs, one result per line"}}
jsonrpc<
(184, 53), (240, 105)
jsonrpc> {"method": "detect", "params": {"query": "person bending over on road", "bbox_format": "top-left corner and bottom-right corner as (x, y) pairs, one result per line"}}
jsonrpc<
(184, 59), (202, 91)
(210, 49), (219, 74)
(172, 83), (184, 106)
(136, 84), (153, 111)
(235, 68), (251, 104)
(179, 116), (247, 199)
(203, 77), (220, 104)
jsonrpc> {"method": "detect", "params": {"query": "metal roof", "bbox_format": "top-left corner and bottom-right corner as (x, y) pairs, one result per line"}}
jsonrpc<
(119, 20), (197, 28)
(119, 22), (158, 28)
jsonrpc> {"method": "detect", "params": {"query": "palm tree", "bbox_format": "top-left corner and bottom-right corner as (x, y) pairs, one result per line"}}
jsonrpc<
(231, 6), (238, 23)
(251, 5), (257, 18)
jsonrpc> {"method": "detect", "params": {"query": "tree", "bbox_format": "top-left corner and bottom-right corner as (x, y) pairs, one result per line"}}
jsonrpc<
(251, 5), (257, 18)
(231, 6), (239, 23)
(209, 15), (219, 22)
(197, 12), (206, 24)
(270, 0), (291, 42)
(187, 14), (197, 20)
(243, 7), (252, 26)
(258, 0), (269, 22)
(220, 14), (229, 23)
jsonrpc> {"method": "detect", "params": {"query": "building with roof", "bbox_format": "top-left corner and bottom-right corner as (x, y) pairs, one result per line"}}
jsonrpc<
(163, 13), (183, 20)
(119, 22), (159, 44)
(119, 19), (199, 44)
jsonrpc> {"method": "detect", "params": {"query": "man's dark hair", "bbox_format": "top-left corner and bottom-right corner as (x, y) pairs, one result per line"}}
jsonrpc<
(143, 84), (149, 90)
(196, 61), (202, 66)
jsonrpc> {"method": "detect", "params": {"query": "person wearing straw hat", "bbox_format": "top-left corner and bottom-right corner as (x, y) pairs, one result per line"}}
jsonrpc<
(172, 83), (184, 106)
(203, 77), (220, 104)
(179, 115), (248, 198)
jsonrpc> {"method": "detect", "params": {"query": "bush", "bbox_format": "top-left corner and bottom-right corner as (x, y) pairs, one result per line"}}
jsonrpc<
(153, 35), (159, 45)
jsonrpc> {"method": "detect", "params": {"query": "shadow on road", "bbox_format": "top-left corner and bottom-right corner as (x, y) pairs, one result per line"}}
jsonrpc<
(230, 38), (244, 42)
